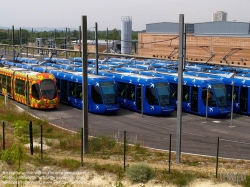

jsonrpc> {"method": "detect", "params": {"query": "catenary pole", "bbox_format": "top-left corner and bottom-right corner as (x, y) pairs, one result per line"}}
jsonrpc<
(82, 15), (88, 154)
(176, 14), (184, 163)
(106, 28), (108, 59)
(79, 26), (81, 58)
(12, 25), (15, 61)
(95, 22), (99, 75)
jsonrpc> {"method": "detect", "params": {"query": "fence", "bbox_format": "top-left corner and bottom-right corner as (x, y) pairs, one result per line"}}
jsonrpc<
(0, 120), (249, 181)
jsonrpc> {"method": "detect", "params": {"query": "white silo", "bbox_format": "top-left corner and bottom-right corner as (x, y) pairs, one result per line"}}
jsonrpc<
(121, 16), (132, 54)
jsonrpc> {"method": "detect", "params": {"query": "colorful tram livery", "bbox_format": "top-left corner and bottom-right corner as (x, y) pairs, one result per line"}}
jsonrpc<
(46, 70), (120, 114)
(0, 67), (58, 109)
(90, 70), (175, 116)
(138, 71), (231, 117)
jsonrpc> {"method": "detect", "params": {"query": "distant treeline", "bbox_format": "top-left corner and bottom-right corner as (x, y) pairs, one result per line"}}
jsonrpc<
(0, 28), (145, 45)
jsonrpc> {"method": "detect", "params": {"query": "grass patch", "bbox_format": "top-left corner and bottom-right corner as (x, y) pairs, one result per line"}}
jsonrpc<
(156, 169), (195, 187)
(93, 162), (124, 176)
(58, 158), (81, 171)
(89, 136), (116, 153)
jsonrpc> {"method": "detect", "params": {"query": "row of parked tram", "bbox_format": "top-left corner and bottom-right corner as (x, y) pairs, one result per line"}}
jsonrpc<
(1, 56), (250, 117)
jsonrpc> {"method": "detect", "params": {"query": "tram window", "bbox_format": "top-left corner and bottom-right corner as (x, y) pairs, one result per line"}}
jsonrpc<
(74, 83), (82, 99)
(213, 84), (227, 107)
(202, 89), (216, 107)
(0, 74), (2, 89)
(32, 83), (41, 100)
(209, 92), (214, 105)
(15, 79), (25, 95)
(156, 83), (170, 106)
(100, 82), (116, 104)
(7, 76), (11, 94)
(170, 83), (177, 100)
(68, 81), (82, 99)
(225, 85), (239, 103)
(118, 82), (126, 98)
(240, 87), (248, 111)
(91, 85), (103, 104)
(40, 79), (57, 99)
(226, 85), (232, 101)
(69, 81), (76, 97)
(182, 85), (190, 102)
(127, 84), (135, 100)
(233, 86), (239, 102)
(56, 79), (60, 93)
(2, 75), (6, 89)
(145, 86), (158, 105)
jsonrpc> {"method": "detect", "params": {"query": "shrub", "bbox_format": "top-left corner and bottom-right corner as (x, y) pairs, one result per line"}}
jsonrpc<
(0, 142), (27, 168)
(126, 162), (155, 183)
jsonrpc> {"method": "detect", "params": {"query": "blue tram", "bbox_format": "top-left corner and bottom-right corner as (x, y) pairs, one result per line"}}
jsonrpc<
(184, 71), (250, 115)
(40, 69), (120, 114)
(138, 71), (231, 117)
(90, 70), (175, 116)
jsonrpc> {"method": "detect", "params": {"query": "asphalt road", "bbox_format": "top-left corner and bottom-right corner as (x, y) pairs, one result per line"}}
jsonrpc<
(14, 101), (250, 161)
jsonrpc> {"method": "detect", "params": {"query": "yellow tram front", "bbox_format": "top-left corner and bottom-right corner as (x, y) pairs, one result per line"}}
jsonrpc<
(0, 67), (59, 109)
(15, 71), (59, 109)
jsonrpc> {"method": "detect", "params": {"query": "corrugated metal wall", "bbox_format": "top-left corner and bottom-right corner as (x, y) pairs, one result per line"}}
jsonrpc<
(146, 22), (179, 33)
(194, 22), (249, 35)
(146, 22), (250, 36)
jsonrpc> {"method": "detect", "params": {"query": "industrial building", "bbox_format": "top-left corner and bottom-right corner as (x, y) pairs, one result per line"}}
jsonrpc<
(72, 40), (121, 53)
(138, 21), (250, 67)
(213, 11), (227, 22)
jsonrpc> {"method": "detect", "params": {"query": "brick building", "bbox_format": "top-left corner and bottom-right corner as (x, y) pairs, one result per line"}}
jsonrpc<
(138, 21), (250, 67)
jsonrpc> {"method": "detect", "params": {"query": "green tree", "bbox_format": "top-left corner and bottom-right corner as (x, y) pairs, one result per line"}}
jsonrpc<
(0, 120), (28, 186)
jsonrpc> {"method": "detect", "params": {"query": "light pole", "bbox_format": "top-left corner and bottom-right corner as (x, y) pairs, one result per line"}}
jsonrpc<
(225, 71), (235, 127)
(230, 71), (235, 127)
(223, 54), (237, 128)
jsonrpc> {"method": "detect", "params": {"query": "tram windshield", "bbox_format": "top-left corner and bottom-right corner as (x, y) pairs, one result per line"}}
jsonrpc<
(100, 81), (116, 104)
(40, 79), (57, 99)
(212, 83), (228, 107)
(146, 85), (159, 105)
(155, 82), (170, 106)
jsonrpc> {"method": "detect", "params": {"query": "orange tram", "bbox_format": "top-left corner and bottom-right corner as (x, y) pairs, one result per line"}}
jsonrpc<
(0, 67), (59, 109)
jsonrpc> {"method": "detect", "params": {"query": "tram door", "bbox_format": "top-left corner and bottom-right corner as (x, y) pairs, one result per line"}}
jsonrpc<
(60, 80), (68, 103)
(136, 86), (141, 111)
(7, 76), (11, 97)
(191, 87), (198, 112)
(240, 87), (248, 113)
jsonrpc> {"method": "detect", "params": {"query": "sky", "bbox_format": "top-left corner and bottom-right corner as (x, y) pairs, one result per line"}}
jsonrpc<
(1, 0), (250, 31)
